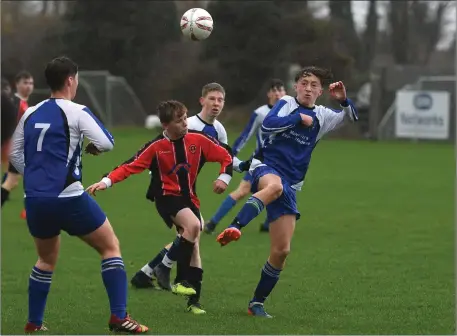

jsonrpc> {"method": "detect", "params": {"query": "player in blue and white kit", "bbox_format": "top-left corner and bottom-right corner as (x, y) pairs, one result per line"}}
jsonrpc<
(9, 57), (148, 333)
(130, 83), (235, 314)
(216, 67), (358, 317)
(204, 79), (286, 234)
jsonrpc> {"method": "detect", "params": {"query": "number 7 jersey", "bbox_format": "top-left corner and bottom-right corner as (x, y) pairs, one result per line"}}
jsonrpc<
(9, 98), (114, 198)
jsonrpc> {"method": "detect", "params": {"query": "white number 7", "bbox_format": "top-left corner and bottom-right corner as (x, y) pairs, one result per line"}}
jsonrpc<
(35, 123), (51, 152)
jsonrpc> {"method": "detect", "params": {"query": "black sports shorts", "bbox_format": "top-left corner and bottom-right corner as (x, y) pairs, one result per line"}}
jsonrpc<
(154, 195), (202, 230)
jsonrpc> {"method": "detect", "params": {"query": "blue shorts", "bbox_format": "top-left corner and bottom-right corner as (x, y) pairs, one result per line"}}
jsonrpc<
(25, 192), (106, 239)
(242, 171), (254, 183)
(251, 165), (300, 223)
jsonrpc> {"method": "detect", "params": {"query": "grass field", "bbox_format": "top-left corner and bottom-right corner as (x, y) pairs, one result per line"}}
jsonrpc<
(1, 128), (455, 335)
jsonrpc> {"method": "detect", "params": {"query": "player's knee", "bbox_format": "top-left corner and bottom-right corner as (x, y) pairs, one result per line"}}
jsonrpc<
(271, 245), (290, 262)
(267, 182), (283, 199)
(36, 255), (58, 271)
(182, 219), (200, 240)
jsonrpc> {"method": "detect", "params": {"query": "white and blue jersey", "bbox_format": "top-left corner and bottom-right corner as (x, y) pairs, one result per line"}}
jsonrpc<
(251, 95), (358, 190)
(10, 98), (114, 197)
(9, 98), (114, 238)
(187, 113), (228, 144)
(249, 95), (358, 223)
(232, 104), (272, 156)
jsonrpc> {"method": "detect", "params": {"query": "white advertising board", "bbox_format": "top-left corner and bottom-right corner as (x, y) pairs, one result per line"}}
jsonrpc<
(395, 91), (450, 139)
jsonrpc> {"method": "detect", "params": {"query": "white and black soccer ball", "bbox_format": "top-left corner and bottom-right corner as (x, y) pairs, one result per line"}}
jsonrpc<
(144, 115), (161, 130)
(180, 8), (213, 41)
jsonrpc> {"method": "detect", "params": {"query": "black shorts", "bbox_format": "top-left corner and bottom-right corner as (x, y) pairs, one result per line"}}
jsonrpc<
(7, 161), (18, 174)
(155, 196), (202, 230)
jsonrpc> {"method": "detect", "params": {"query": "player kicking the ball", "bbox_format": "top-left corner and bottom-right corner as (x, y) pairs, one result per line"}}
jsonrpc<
(9, 57), (148, 333)
(204, 79), (286, 234)
(87, 100), (233, 315)
(216, 67), (358, 317)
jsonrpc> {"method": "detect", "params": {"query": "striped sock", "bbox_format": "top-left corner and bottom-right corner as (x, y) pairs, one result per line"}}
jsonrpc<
(28, 266), (53, 326)
(141, 247), (169, 278)
(251, 261), (282, 303)
(229, 196), (265, 229)
(161, 235), (181, 269)
(101, 257), (127, 319)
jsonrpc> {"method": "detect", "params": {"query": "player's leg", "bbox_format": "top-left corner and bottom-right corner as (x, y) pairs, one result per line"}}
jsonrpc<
(186, 239), (206, 314)
(217, 166), (283, 246)
(70, 193), (147, 333)
(185, 210), (206, 314)
(152, 205), (200, 296)
(204, 173), (252, 234)
(25, 235), (60, 332)
(131, 240), (173, 289)
(248, 183), (298, 318)
(23, 197), (62, 332)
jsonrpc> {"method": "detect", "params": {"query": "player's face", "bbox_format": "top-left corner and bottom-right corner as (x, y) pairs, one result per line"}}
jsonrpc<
(165, 111), (188, 138)
(267, 86), (286, 105)
(294, 74), (323, 107)
(16, 77), (34, 98)
(200, 90), (225, 118)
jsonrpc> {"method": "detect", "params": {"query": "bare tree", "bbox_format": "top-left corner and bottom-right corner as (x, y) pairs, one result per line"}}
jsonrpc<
(360, 0), (378, 72)
(389, 0), (451, 65)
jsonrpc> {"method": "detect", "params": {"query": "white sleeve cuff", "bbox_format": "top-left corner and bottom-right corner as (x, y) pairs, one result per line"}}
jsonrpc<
(101, 177), (112, 188)
(217, 173), (232, 185)
(232, 156), (243, 173)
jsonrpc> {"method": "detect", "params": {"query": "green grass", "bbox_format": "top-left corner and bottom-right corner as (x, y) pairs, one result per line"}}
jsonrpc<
(1, 128), (455, 335)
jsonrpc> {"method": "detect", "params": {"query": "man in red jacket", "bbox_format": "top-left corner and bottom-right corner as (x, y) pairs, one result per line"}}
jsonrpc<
(87, 100), (233, 313)
(2, 71), (34, 216)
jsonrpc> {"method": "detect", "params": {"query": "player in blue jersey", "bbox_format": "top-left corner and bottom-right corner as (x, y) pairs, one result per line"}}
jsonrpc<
(204, 79), (286, 234)
(9, 56), (148, 333)
(216, 66), (358, 317)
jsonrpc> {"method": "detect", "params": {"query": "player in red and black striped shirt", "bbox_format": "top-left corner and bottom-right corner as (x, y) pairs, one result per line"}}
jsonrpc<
(87, 100), (233, 312)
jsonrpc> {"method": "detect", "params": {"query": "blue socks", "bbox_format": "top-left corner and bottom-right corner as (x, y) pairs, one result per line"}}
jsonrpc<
(251, 261), (282, 303)
(229, 196), (264, 229)
(211, 195), (237, 224)
(28, 266), (52, 325)
(101, 257), (127, 319)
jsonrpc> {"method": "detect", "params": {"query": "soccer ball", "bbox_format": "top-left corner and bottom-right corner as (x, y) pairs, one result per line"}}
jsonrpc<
(144, 115), (161, 130)
(180, 8), (213, 41)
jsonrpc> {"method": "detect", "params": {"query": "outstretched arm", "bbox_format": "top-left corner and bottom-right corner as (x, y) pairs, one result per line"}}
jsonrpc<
(86, 140), (156, 195)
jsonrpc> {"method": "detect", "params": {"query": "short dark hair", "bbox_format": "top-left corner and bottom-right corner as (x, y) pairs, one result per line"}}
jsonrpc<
(294, 66), (333, 86)
(202, 82), (225, 97)
(268, 78), (284, 91)
(44, 56), (78, 91)
(157, 100), (187, 124)
(15, 70), (33, 83)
